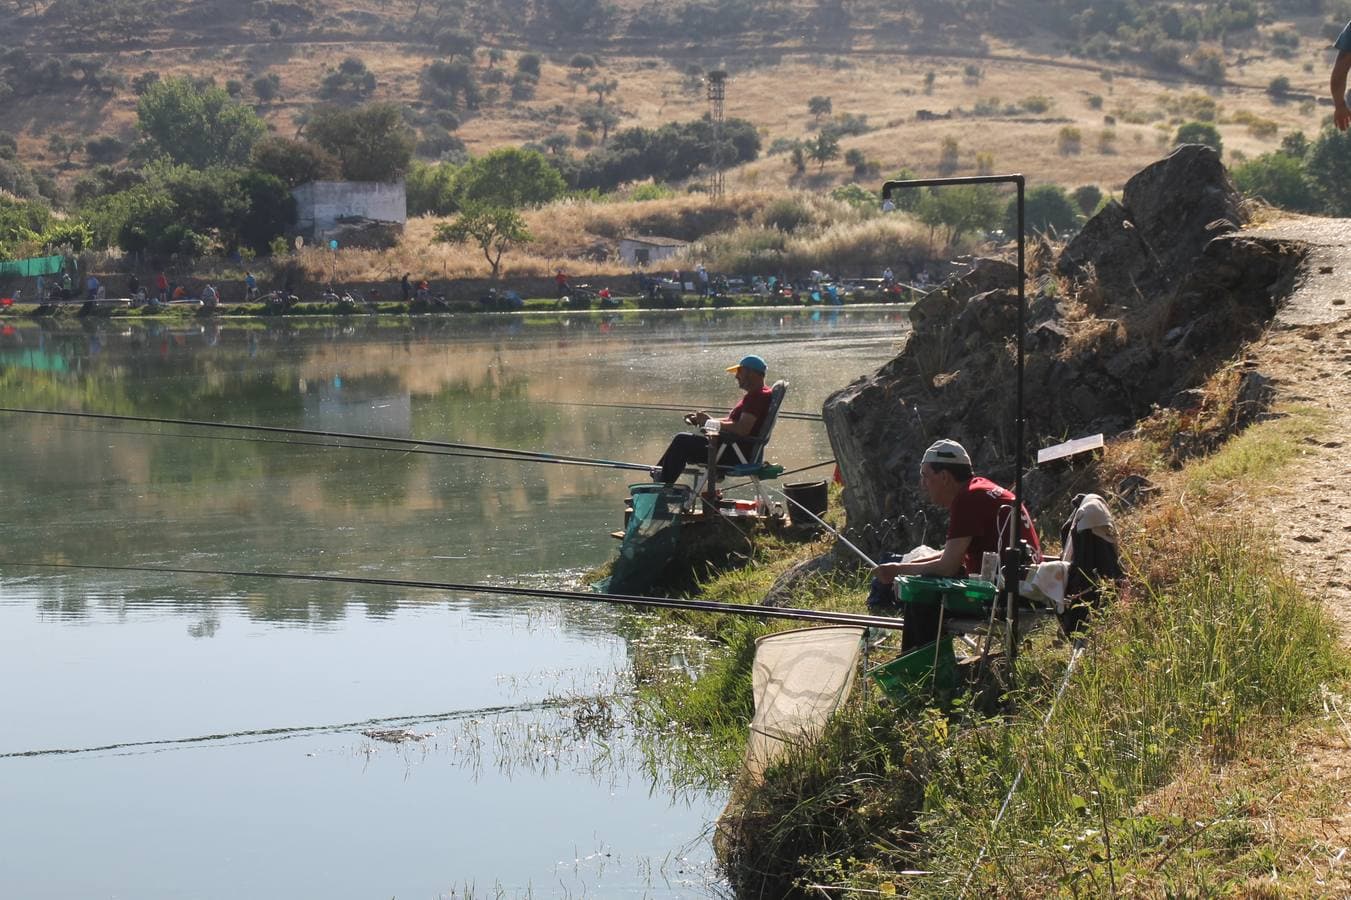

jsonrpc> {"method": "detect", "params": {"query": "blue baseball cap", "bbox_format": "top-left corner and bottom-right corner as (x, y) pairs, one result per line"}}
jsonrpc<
(726, 354), (767, 374)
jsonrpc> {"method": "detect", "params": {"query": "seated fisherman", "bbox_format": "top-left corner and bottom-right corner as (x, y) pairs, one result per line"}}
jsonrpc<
(870, 439), (1042, 649)
(651, 354), (773, 486)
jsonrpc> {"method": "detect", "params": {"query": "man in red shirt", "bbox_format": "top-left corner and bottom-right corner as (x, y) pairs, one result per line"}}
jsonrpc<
(652, 354), (773, 485)
(870, 438), (1041, 647)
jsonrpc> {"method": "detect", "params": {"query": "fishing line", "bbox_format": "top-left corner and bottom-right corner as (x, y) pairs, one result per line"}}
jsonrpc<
(0, 697), (580, 759)
(2, 561), (906, 631)
(958, 640), (1086, 898)
(0, 406), (652, 471)
(770, 487), (876, 568)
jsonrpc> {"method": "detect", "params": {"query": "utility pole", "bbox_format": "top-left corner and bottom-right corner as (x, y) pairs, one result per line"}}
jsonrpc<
(706, 69), (727, 198)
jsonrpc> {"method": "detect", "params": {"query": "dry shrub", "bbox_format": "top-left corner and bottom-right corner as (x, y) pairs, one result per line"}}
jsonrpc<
(780, 215), (929, 275)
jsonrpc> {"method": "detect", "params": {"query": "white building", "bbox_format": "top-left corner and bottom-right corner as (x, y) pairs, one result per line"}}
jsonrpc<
(292, 181), (407, 243)
(617, 235), (688, 267)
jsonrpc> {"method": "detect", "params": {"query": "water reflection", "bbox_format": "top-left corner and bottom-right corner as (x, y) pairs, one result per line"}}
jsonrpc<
(0, 310), (904, 898)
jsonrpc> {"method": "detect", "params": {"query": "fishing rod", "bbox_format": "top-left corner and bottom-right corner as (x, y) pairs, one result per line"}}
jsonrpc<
(5, 561), (904, 631)
(544, 399), (823, 422)
(52, 424), (644, 471)
(0, 406), (652, 472)
(770, 486), (877, 568)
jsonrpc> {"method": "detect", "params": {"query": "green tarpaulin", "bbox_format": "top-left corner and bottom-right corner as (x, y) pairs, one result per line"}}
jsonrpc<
(0, 255), (65, 278)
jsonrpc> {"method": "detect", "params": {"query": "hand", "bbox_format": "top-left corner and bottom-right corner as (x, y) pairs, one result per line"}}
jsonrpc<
(871, 562), (903, 584)
(1337, 104), (1351, 132)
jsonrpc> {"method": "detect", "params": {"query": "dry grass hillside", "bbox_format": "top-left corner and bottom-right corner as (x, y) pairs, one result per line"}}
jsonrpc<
(3, 0), (1345, 197)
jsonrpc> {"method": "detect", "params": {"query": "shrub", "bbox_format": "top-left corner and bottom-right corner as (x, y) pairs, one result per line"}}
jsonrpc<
(1192, 47), (1227, 82)
(761, 196), (815, 232)
(937, 136), (959, 174)
(1267, 75), (1292, 98)
(1233, 151), (1317, 212)
(1073, 184), (1103, 215)
(1087, 94), (1103, 109)
(1058, 126), (1083, 155)
(516, 53), (542, 78)
(252, 73), (280, 102)
(1020, 95), (1053, 114)
(1175, 121), (1223, 156)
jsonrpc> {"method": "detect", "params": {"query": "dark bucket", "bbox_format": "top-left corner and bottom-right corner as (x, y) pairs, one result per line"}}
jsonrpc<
(783, 480), (828, 519)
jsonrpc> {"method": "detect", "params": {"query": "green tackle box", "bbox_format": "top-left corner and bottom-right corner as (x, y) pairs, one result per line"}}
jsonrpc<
(870, 634), (957, 703)
(895, 576), (997, 614)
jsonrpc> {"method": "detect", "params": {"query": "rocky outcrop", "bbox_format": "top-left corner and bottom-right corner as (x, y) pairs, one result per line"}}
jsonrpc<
(823, 146), (1304, 557)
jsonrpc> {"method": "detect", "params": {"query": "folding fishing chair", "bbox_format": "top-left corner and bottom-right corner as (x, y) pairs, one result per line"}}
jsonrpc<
(687, 380), (789, 513)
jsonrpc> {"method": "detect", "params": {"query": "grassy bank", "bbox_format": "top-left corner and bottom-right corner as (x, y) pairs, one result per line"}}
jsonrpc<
(638, 405), (1348, 896)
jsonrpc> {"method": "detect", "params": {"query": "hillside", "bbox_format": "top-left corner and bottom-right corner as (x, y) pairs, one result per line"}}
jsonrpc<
(0, 0), (1344, 199)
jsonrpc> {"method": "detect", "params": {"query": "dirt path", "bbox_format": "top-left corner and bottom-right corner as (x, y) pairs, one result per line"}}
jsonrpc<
(1244, 217), (1351, 636)
(1232, 217), (1351, 887)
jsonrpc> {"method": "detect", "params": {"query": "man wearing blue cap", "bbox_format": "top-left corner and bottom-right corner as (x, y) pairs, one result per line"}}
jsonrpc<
(651, 354), (773, 485)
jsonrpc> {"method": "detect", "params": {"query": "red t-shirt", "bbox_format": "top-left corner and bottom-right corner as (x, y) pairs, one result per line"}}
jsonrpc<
(947, 475), (1042, 575)
(728, 386), (773, 439)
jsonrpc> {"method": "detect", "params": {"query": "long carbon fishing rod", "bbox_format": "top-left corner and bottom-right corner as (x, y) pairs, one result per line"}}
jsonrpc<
(5, 561), (905, 631)
(544, 399), (823, 422)
(0, 406), (651, 472)
(55, 424), (641, 471)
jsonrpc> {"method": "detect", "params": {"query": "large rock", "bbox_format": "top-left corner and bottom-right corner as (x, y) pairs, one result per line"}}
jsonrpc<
(823, 150), (1294, 559)
(1057, 144), (1247, 305)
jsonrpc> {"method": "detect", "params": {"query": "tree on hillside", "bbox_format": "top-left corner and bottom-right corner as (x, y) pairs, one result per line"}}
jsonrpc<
(807, 96), (832, 121)
(1174, 121), (1222, 157)
(450, 147), (566, 210)
(807, 132), (840, 172)
(85, 135), (125, 164)
(1008, 184), (1080, 235)
(434, 28), (476, 57)
(1073, 184), (1103, 215)
(532, 0), (611, 33)
(1232, 151), (1317, 213)
(305, 103), (416, 182)
(1305, 127), (1351, 216)
(406, 160), (460, 216)
(136, 76), (266, 169)
(588, 78), (619, 107)
(578, 102), (620, 144)
(252, 73), (281, 103)
(47, 133), (78, 166)
(320, 57), (377, 102)
(433, 203), (529, 279)
(250, 136), (341, 188)
(917, 184), (1001, 247)
(424, 59), (481, 111)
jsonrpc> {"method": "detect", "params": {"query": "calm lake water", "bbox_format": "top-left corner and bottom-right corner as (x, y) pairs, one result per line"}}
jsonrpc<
(0, 308), (907, 899)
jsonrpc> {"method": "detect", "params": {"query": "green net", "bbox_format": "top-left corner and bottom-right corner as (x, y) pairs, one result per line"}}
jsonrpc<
(595, 483), (689, 595)
(0, 255), (65, 278)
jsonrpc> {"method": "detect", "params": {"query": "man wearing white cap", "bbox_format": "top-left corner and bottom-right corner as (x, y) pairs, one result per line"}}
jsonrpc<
(651, 354), (772, 486)
(869, 438), (1041, 647)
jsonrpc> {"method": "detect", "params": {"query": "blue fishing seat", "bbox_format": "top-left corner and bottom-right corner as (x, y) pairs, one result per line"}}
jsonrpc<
(688, 379), (789, 512)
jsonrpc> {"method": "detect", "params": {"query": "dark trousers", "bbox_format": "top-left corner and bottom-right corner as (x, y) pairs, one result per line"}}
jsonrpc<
(867, 552), (943, 651)
(655, 432), (710, 484)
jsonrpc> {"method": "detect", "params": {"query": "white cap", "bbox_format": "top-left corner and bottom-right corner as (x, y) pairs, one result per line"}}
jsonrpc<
(921, 439), (971, 467)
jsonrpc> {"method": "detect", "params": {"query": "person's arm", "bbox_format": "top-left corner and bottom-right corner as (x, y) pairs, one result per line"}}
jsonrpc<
(1334, 50), (1351, 131)
(720, 411), (757, 438)
(871, 536), (972, 581)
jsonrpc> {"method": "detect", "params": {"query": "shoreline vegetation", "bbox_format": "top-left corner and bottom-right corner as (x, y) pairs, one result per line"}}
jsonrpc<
(628, 396), (1347, 894)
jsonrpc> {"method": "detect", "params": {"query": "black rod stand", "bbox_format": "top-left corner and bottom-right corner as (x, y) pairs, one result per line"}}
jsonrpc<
(880, 174), (1027, 675)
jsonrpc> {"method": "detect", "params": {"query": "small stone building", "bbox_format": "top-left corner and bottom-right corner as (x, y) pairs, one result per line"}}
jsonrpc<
(617, 235), (688, 267)
(293, 180), (407, 244)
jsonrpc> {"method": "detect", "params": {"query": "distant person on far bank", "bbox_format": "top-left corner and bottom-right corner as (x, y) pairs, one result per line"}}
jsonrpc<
(555, 268), (569, 298)
(1333, 22), (1351, 130)
(244, 271), (257, 301)
(400, 272), (412, 303)
(85, 274), (100, 300)
(650, 354), (773, 486)
(156, 271), (169, 304)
